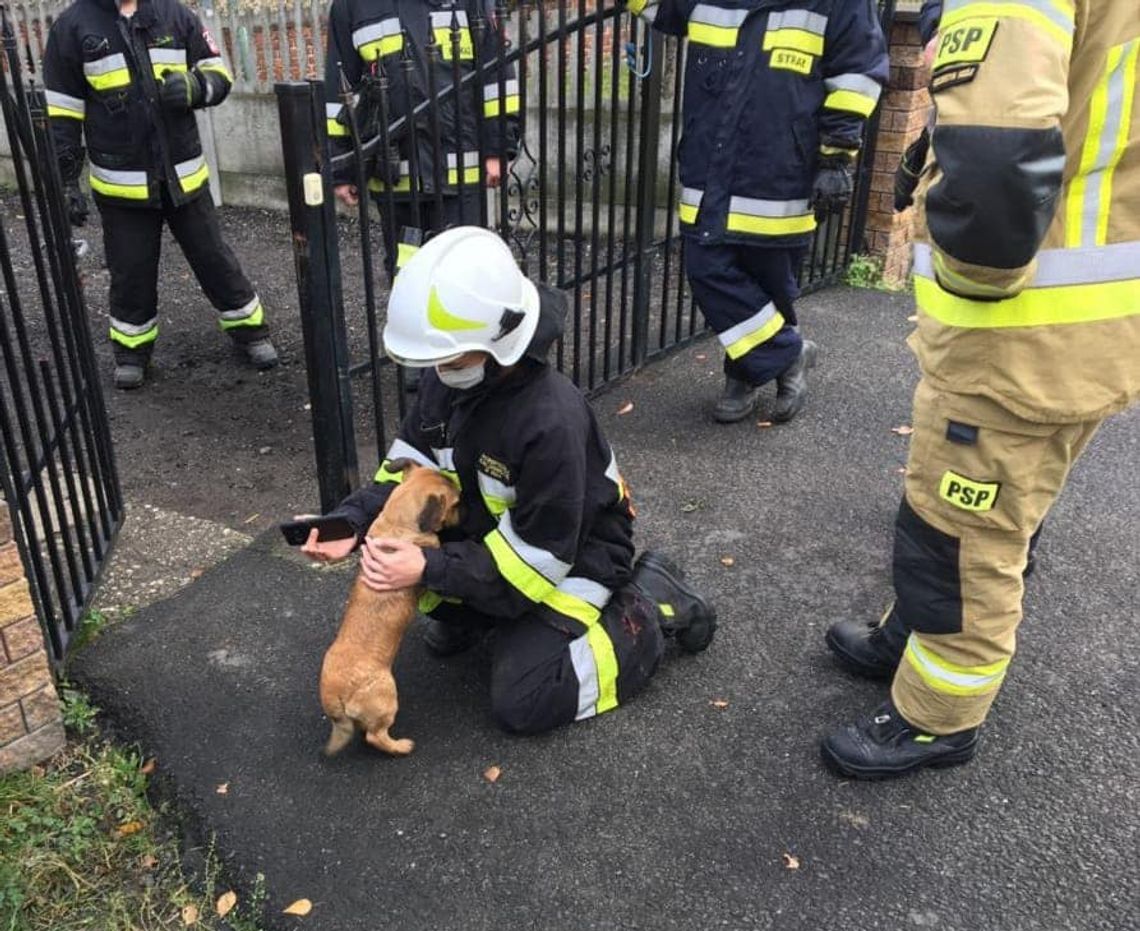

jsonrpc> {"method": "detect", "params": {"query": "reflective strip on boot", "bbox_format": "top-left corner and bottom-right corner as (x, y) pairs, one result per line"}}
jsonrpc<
(218, 296), (264, 331)
(110, 316), (158, 349)
(903, 633), (1009, 697)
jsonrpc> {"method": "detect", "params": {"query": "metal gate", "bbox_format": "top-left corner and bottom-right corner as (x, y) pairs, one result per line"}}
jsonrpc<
(278, 0), (895, 512)
(0, 9), (123, 666)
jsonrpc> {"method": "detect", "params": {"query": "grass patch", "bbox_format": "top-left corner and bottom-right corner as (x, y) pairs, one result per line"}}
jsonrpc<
(844, 253), (886, 290)
(0, 699), (266, 931)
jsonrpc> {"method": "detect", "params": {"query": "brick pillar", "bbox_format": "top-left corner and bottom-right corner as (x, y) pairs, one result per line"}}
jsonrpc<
(0, 500), (66, 773)
(865, 19), (933, 288)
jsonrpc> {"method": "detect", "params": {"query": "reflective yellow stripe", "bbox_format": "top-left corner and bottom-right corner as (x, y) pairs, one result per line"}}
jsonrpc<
(586, 623), (619, 713)
(484, 95), (520, 118)
(368, 176), (413, 193)
(417, 591), (461, 613)
(931, 251), (1020, 300)
(218, 302), (264, 331)
(761, 28), (824, 56)
(678, 203), (698, 224)
(396, 241), (420, 270)
(940, 1), (1073, 49)
(86, 69), (131, 90)
(688, 22), (740, 46)
(823, 89), (878, 117)
(179, 162), (209, 194)
(47, 106), (85, 120)
(327, 118), (349, 137)
(485, 529), (557, 602)
(433, 27), (474, 59)
(543, 588), (601, 626)
(198, 62), (233, 81)
(722, 307), (786, 359)
(1098, 43), (1138, 245)
(109, 324), (158, 349)
(89, 174), (148, 200)
(726, 212), (816, 236)
(374, 460), (404, 484)
(359, 35), (404, 61)
(820, 144), (857, 158)
(904, 635), (1009, 697)
(915, 273), (1140, 328)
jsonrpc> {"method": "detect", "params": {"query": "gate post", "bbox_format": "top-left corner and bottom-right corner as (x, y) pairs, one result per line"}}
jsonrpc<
(630, 26), (665, 366)
(276, 81), (360, 512)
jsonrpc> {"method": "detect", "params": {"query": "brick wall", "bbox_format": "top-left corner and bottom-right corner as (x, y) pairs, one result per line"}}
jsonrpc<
(0, 500), (65, 774)
(864, 20), (933, 288)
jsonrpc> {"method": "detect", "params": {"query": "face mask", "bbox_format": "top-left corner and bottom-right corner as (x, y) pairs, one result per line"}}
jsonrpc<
(435, 361), (486, 390)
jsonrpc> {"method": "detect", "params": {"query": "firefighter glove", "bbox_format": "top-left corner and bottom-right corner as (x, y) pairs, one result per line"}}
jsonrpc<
(159, 69), (205, 112)
(894, 127), (931, 212)
(64, 182), (88, 227)
(812, 156), (854, 218)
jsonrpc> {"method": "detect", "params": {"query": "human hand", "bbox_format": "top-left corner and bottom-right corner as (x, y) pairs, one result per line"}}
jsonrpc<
(300, 527), (357, 564)
(159, 69), (204, 112)
(334, 184), (359, 207)
(484, 157), (504, 188)
(358, 537), (426, 592)
(64, 183), (88, 227)
(811, 157), (854, 219)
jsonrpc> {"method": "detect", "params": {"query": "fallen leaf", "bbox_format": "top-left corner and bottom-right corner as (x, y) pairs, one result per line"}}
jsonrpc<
(907, 314), (918, 322)
(283, 898), (313, 916)
(483, 765), (502, 783)
(140, 758), (157, 775)
(680, 501), (701, 513)
(783, 853), (801, 870)
(242, 513), (260, 525)
(189, 568), (205, 580)
(617, 401), (634, 415)
(216, 890), (237, 918)
(181, 904), (199, 926)
(720, 556), (735, 567)
(839, 810), (870, 829)
(756, 420), (774, 428)
(895, 466), (907, 475)
(695, 353), (708, 361)
(216, 783), (229, 795)
(140, 854), (158, 870)
(891, 425), (914, 436)
(116, 820), (145, 837)
(710, 699), (729, 709)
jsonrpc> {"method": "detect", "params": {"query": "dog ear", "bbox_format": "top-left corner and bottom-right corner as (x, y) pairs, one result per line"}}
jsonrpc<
(417, 493), (446, 533)
(386, 458), (419, 477)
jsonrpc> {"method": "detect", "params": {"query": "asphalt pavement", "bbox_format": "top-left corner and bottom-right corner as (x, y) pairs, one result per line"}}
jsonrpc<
(72, 286), (1140, 931)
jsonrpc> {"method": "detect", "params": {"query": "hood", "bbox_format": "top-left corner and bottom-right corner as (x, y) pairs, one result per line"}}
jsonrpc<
(522, 284), (567, 364)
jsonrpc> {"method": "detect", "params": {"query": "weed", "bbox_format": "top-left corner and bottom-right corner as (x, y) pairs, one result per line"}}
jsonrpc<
(59, 687), (98, 736)
(845, 253), (886, 289)
(70, 610), (110, 652)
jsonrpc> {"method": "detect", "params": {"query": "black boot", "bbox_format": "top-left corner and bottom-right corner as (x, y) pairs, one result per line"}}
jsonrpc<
(422, 618), (480, 657)
(771, 339), (818, 423)
(631, 551), (717, 653)
(713, 376), (761, 424)
(821, 701), (980, 780)
(825, 606), (907, 680)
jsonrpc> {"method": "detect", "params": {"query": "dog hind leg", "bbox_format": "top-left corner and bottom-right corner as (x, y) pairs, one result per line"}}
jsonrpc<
(323, 718), (357, 756)
(365, 726), (415, 756)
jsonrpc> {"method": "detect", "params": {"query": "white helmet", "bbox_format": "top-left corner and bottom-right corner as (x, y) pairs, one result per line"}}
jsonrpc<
(383, 226), (541, 368)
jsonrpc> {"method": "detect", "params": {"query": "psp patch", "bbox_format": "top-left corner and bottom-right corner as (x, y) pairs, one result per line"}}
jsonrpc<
(939, 470), (1000, 512)
(934, 18), (999, 70)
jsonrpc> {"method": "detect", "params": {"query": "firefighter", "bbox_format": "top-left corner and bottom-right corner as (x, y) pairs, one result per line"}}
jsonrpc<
(324, 0), (520, 276)
(302, 227), (716, 734)
(822, 0), (1140, 779)
(43, 0), (277, 390)
(627, 0), (888, 423)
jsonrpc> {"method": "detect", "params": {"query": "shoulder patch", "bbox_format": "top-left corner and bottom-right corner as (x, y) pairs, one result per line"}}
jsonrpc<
(478, 453), (512, 483)
(933, 19), (998, 70)
(931, 64), (981, 94)
(203, 27), (220, 55)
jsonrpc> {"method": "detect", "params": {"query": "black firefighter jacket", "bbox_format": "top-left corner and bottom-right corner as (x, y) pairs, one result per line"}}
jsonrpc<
(330, 288), (637, 635)
(43, 0), (233, 208)
(634, 0), (889, 247)
(324, 0), (520, 196)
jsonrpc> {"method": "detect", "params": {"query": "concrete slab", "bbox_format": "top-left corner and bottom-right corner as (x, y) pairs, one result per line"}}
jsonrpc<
(72, 286), (1140, 931)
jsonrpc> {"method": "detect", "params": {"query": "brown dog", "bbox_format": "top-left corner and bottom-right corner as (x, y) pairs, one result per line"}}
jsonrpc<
(319, 461), (460, 757)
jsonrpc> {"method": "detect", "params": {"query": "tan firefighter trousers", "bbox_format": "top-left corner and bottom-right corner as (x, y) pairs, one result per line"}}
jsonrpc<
(889, 378), (1104, 734)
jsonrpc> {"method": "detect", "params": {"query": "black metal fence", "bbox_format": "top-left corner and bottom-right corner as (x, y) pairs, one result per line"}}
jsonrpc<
(0, 9), (123, 666)
(278, 0), (895, 512)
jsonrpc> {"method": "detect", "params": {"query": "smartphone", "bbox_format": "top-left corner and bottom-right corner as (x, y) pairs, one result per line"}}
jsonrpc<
(279, 514), (357, 546)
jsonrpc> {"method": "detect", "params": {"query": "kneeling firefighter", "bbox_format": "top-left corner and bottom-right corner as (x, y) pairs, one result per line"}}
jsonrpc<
(302, 227), (717, 734)
(627, 0), (888, 423)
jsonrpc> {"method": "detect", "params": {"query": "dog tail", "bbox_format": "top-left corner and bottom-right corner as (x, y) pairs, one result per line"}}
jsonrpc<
(323, 717), (356, 757)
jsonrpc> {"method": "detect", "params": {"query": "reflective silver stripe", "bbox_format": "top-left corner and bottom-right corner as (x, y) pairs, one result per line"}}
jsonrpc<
(446, 151), (481, 168)
(385, 438), (437, 470)
(45, 89), (85, 114)
(944, 0), (1073, 35)
(680, 187), (703, 208)
(569, 633), (600, 720)
(641, 4), (658, 24)
(110, 315), (158, 336)
(89, 164), (147, 186)
(727, 196), (812, 218)
(690, 3), (749, 26)
(195, 56), (229, 72)
(913, 241), (1140, 288)
(220, 295), (260, 321)
(83, 53), (128, 77)
(432, 447), (456, 471)
(718, 302), (780, 349)
(174, 155), (206, 179)
(1080, 41), (1134, 246)
(557, 576), (613, 610)
(824, 72), (882, 101)
(477, 471), (517, 506)
(430, 10), (469, 27)
(497, 510), (572, 584)
(767, 8), (828, 33)
(604, 451), (621, 485)
(483, 79), (520, 100)
(148, 48), (187, 67)
(352, 17), (402, 48)
(326, 102), (343, 119)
